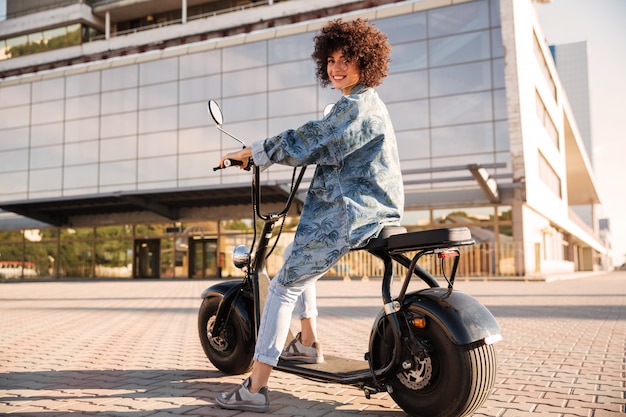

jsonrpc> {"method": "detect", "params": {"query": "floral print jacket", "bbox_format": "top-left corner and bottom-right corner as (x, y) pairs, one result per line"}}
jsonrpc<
(252, 84), (404, 285)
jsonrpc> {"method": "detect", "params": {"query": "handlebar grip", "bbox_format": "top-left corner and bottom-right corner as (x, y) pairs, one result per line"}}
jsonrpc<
(213, 158), (253, 171)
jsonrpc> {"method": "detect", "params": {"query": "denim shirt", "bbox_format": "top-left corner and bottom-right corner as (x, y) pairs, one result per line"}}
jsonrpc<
(252, 85), (404, 285)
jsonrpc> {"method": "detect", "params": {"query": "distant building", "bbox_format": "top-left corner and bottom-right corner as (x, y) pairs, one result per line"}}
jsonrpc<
(0, 0), (607, 279)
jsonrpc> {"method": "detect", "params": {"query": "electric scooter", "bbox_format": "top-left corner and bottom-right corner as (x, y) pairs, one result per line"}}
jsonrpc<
(198, 100), (502, 417)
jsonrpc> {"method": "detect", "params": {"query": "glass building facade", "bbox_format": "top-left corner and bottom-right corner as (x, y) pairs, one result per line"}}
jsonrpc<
(0, 0), (606, 279)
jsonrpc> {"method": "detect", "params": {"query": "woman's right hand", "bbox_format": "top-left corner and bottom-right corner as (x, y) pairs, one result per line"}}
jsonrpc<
(220, 147), (253, 170)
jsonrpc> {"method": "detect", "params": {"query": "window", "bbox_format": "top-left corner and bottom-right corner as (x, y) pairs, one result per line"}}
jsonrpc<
(536, 90), (559, 149)
(538, 151), (562, 198)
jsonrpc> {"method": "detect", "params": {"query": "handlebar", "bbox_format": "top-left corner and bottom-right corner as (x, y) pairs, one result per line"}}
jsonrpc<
(213, 158), (253, 171)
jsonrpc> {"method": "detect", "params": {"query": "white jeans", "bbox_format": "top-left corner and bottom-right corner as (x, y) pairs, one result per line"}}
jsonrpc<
(253, 243), (327, 367)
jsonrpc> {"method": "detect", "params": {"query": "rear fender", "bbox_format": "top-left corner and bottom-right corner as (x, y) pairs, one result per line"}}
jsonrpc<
(404, 287), (501, 345)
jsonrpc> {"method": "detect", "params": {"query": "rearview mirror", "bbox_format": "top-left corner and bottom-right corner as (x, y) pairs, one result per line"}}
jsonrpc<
(207, 100), (224, 126)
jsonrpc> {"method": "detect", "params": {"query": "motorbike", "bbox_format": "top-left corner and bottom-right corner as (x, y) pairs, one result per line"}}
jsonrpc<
(198, 99), (502, 417)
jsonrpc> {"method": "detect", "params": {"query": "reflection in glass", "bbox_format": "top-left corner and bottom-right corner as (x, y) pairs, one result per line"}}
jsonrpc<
(101, 65), (138, 91)
(428, 1), (489, 37)
(268, 60), (314, 90)
(140, 57), (178, 85)
(431, 91), (492, 126)
(429, 31), (490, 67)
(223, 42), (267, 72)
(375, 13), (427, 44)
(268, 32), (313, 64)
(388, 41), (427, 72)
(30, 145), (63, 169)
(430, 61), (491, 97)
(139, 82), (177, 109)
(431, 123), (493, 157)
(269, 86), (317, 117)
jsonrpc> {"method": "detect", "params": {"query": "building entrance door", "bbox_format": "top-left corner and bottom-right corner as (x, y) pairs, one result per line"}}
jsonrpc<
(188, 238), (218, 278)
(134, 239), (160, 278)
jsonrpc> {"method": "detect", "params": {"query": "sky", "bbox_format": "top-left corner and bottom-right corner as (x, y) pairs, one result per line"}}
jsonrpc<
(535, 0), (626, 267)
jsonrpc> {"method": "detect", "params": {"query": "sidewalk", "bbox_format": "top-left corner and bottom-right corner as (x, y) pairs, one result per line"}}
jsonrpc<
(1, 272), (625, 416)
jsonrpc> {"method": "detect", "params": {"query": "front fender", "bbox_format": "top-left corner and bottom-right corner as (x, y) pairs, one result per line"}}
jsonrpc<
(404, 287), (501, 345)
(200, 280), (254, 343)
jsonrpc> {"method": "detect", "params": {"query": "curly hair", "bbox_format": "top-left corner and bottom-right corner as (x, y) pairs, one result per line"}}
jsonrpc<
(312, 18), (391, 88)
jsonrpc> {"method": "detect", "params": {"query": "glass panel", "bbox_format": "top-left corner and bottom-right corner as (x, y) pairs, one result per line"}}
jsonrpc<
(493, 89), (507, 120)
(64, 164), (98, 189)
(0, 149), (27, 173)
(65, 117), (100, 142)
(0, 172), (28, 196)
(269, 33), (313, 64)
(429, 31), (491, 67)
(428, 1), (489, 37)
(222, 93), (267, 123)
(32, 78), (64, 102)
(102, 65), (138, 91)
(161, 237), (175, 278)
(494, 121), (509, 151)
(138, 106), (177, 134)
(139, 57), (178, 85)
(29, 168), (62, 192)
(32, 100), (64, 124)
(0, 127), (29, 150)
(268, 60), (314, 90)
(66, 71), (100, 97)
(179, 101), (211, 130)
(179, 151), (219, 180)
(433, 207), (495, 224)
(396, 129), (429, 161)
(31, 123), (63, 146)
(0, 83), (31, 108)
(492, 58), (505, 89)
(430, 91), (492, 127)
(388, 41), (427, 73)
(138, 156), (177, 182)
(378, 70), (428, 101)
(58, 241), (93, 278)
(179, 74), (221, 104)
(96, 225), (133, 238)
(95, 239), (132, 278)
(65, 140), (99, 164)
(269, 86), (317, 117)
(101, 112), (138, 138)
(30, 145), (63, 169)
(65, 94), (100, 120)
(374, 12), (427, 44)
(100, 136), (137, 161)
(179, 127), (221, 153)
(139, 81), (178, 109)
(101, 88), (138, 115)
(0, 230), (24, 242)
(268, 114), (314, 138)
(386, 100), (429, 131)
(223, 67), (267, 97)
(61, 227), (95, 240)
(179, 49), (221, 79)
(491, 28), (503, 58)
(223, 42), (267, 72)
(100, 160), (136, 186)
(24, 242), (56, 279)
(431, 122), (493, 157)
(0, 105), (30, 129)
(138, 131), (177, 158)
(430, 61), (491, 97)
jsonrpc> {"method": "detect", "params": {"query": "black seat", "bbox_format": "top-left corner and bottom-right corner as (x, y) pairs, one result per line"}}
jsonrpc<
(363, 226), (474, 252)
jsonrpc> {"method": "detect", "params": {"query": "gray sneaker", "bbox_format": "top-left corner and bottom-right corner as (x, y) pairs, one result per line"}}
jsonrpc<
(215, 377), (270, 413)
(280, 332), (324, 364)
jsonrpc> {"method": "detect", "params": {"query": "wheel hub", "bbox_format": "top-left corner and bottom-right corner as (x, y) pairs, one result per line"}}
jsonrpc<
(396, 354), (432, 390)
(207, 316), (229, 352)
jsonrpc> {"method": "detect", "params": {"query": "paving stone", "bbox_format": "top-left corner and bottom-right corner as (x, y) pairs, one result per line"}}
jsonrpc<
(1, 272), (625, 416)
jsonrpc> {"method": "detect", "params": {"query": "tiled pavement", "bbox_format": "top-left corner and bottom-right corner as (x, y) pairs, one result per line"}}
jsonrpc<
(0, 271), (624, 416)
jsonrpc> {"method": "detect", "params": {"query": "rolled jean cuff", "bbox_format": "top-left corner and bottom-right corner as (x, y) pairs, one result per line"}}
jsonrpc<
(254, 352), (279, 367)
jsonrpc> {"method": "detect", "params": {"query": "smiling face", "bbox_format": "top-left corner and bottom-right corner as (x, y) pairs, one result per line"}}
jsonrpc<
(327, 50), (361, 95)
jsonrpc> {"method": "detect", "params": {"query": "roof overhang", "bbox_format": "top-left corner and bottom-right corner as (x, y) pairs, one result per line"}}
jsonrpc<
(0, 184), (292, 227)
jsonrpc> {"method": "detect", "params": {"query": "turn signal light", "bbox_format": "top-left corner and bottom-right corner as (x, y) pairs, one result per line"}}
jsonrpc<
(410, 317), (427, 329)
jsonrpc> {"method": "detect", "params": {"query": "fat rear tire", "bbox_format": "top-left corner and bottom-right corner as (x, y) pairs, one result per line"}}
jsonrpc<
(371, 314), (497, 417)
(198, 295), (254, 374)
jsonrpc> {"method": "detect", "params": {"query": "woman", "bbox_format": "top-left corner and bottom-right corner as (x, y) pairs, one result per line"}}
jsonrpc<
(215, 18), (404, 412)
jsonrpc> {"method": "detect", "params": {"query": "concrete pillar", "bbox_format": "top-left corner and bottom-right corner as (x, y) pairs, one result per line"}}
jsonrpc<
(105, 11), (110, 40)
(182, 0), (187, 24)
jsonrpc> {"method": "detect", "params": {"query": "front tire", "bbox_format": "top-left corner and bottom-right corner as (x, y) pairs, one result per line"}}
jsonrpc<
(198, 295), (254, 374)
(371, 314), (497, 417)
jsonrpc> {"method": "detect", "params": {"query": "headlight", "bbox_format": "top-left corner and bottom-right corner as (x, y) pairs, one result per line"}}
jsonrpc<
(232, 245), (251, 269)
